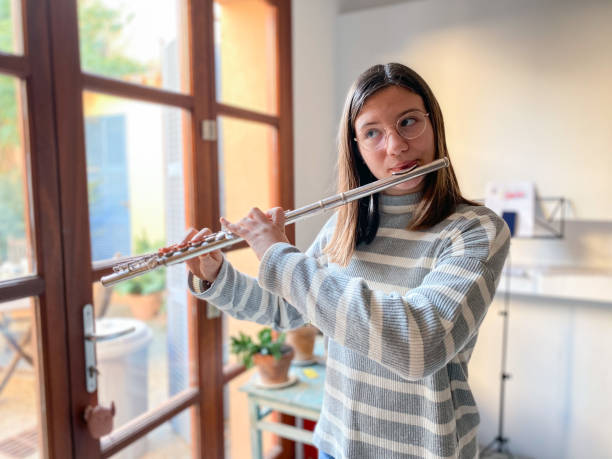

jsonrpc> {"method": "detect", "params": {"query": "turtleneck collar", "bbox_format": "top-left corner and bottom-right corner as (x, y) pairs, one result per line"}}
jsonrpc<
(379, 191), (423, 215)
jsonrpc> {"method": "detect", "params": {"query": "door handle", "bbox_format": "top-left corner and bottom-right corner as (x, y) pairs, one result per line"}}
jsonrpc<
(82, 304), (135, 393)
(85, 326), (136, 342)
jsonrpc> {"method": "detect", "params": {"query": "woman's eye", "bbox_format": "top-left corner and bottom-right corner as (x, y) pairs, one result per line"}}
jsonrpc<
(364, 129), (380, 139)
(400, 117), (416, 127)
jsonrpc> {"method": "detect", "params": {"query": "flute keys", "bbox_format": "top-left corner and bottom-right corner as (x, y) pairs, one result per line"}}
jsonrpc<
(217, 231), (238, 240)
(158, 243), (187, 257)
(155, 232), (229, 261)
(113, 262), (130, 273)
(158, 246), (179, 258)
(188, 236), (206, 248)
(145, 257), (159, 269)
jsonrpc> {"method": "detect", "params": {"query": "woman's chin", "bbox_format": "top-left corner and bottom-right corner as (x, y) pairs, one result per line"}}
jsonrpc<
(384, 177), (425, 195)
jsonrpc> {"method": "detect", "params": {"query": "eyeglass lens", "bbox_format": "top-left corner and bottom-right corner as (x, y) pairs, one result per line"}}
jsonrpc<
(357, 111), (428, 151)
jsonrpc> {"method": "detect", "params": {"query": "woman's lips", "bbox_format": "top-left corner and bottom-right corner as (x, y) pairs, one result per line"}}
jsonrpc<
(389, 160), (419, 173)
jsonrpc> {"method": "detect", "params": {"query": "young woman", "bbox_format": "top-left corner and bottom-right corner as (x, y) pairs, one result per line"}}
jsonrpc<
(184, 63), (510, 459)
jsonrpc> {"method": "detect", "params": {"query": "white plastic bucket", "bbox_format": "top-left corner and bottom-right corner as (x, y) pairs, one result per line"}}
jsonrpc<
(96, 318), (153, 459)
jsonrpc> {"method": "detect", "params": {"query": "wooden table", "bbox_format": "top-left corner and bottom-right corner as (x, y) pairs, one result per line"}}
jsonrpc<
(240, 361), (325, 459)
(0, 298), (33, 397)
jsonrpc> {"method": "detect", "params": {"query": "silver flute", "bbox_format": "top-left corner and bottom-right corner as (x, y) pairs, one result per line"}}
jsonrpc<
(100, 157), (449, 287)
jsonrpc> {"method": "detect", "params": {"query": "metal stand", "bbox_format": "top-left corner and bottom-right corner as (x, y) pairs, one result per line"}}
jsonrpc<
(481, 254), (513, 457)
(520, 197), (565, 239)
(480, 196), (565, 458)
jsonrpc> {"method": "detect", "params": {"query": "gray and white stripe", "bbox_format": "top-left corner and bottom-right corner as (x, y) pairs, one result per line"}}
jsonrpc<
(190, 194), (509, 458)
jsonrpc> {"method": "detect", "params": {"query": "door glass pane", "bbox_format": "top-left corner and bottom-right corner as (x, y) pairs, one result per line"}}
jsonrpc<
(107, 411), (193, 458)
(84, 89), (193, 438)
(217, 114), (277, 304)
(0, 73), (35, 281)
(0, 0), (24, 55)
(93, 268), (195, 453)
(214, 0), (278, 115)
(0, 297), (43, 458)
(77, 0), (188, 93)
(217, 115), (278, 458)
(217, 116), (278, 222)
(83, 91), (188, 264)
(223, 275), (271, 459)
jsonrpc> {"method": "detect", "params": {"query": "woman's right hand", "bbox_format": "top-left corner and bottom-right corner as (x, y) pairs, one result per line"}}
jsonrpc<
(182, 228), (223, 283)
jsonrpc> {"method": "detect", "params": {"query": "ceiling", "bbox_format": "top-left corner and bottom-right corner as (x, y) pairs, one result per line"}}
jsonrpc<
(338, 0), (415, 14)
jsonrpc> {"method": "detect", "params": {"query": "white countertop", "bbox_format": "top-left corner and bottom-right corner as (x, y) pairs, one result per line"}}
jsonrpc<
(496, 266), (612, 304)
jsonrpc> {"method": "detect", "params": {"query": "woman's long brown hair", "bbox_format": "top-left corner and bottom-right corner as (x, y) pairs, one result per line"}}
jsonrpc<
(324, 63), (479, 266)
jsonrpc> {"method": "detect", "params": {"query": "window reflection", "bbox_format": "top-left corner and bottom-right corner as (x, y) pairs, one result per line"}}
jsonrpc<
(78, 0), (188, 93)
(84, 90), (194, 453)
(83, 91), (188, 264)
(214, 0), (278, 114)
(0, 0), (24, 55)
(0, 74), (35, 281)
(217, 114), (279, 459)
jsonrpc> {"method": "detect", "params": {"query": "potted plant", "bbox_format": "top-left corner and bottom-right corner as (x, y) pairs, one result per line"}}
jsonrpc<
(114, 233), (166, 320)
(286, 324), (319, 364)
(231, 328), (294, 386)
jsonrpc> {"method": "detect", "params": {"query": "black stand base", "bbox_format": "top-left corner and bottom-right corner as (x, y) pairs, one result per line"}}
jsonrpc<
(481, 436), (512, 457)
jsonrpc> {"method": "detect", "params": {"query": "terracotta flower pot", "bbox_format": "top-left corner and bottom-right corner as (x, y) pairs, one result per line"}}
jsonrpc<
(286, 325), (319, 362)
(123, 291), (164, 320)
(252, 345), (294, 385)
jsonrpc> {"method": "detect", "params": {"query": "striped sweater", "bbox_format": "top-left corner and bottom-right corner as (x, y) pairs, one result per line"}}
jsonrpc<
(189, 191), (510, 459)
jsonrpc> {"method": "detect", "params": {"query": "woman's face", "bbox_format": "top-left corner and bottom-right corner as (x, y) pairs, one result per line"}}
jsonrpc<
(354, 86), (435, 195)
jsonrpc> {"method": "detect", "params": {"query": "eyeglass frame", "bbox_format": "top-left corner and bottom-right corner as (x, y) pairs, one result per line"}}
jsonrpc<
(353, 110), (430, 152)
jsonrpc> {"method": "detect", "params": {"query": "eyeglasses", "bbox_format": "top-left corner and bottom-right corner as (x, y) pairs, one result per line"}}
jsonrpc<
(354, 110), (430, 152)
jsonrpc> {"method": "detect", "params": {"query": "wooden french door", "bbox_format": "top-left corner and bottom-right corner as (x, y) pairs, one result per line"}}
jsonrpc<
(0, 0), (75, 457)
(48, 0), (224, 456)
(0, 0), (292, 458)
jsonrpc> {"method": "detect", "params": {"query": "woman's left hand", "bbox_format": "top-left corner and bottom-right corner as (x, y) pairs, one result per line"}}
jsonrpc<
(220, 207), (289, 260)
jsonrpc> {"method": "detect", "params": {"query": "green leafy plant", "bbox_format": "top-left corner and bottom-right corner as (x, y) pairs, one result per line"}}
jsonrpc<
(114, 268), (165, 295)
(0, 0), (146, 260)
(230, 328), (286, 369)
(77, 0), (147, 78)
(114, 232), (166, 295)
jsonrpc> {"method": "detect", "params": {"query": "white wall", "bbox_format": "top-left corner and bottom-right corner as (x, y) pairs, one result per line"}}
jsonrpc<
(292, 0), (612, 457)
(292, 0), (339, 251)
(471, 292), (612, 458)
(337, 0), (612, 221)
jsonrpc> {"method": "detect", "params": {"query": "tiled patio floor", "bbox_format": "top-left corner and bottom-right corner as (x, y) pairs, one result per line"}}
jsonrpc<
(0, 297), (269, 459)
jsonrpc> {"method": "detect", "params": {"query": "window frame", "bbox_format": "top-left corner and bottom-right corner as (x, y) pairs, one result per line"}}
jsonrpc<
(0, 0), (294, 457)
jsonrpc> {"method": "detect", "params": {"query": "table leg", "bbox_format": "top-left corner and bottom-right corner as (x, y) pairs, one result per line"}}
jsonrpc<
(248, 396), (263, 459)
(0, 325), (33, 396)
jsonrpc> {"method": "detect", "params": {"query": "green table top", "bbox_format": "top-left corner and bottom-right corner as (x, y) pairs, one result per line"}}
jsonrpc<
(240, 361), (326, 413)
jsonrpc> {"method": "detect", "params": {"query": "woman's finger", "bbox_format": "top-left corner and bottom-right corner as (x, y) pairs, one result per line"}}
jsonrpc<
(220, 217), (244, 235)
(268, 207), (286, 227)
(220, 216), (234, 230)
(248, 207), (269, 223)
(181, 228), (198, 244)
(191, 227), (212, 242)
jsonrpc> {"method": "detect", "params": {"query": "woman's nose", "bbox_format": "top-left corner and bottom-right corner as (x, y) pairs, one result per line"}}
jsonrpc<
(385, 129), (409, 156)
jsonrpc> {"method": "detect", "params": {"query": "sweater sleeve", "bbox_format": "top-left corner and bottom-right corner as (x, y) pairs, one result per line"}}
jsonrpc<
(187, 214), (337, 331)
(258, 207), (511, 380)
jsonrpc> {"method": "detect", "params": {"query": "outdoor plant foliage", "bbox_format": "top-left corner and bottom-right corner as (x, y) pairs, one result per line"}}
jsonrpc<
(0, 0), (145, 263)
(231, 328), (286, 369)
(114, 232), (166, 295)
